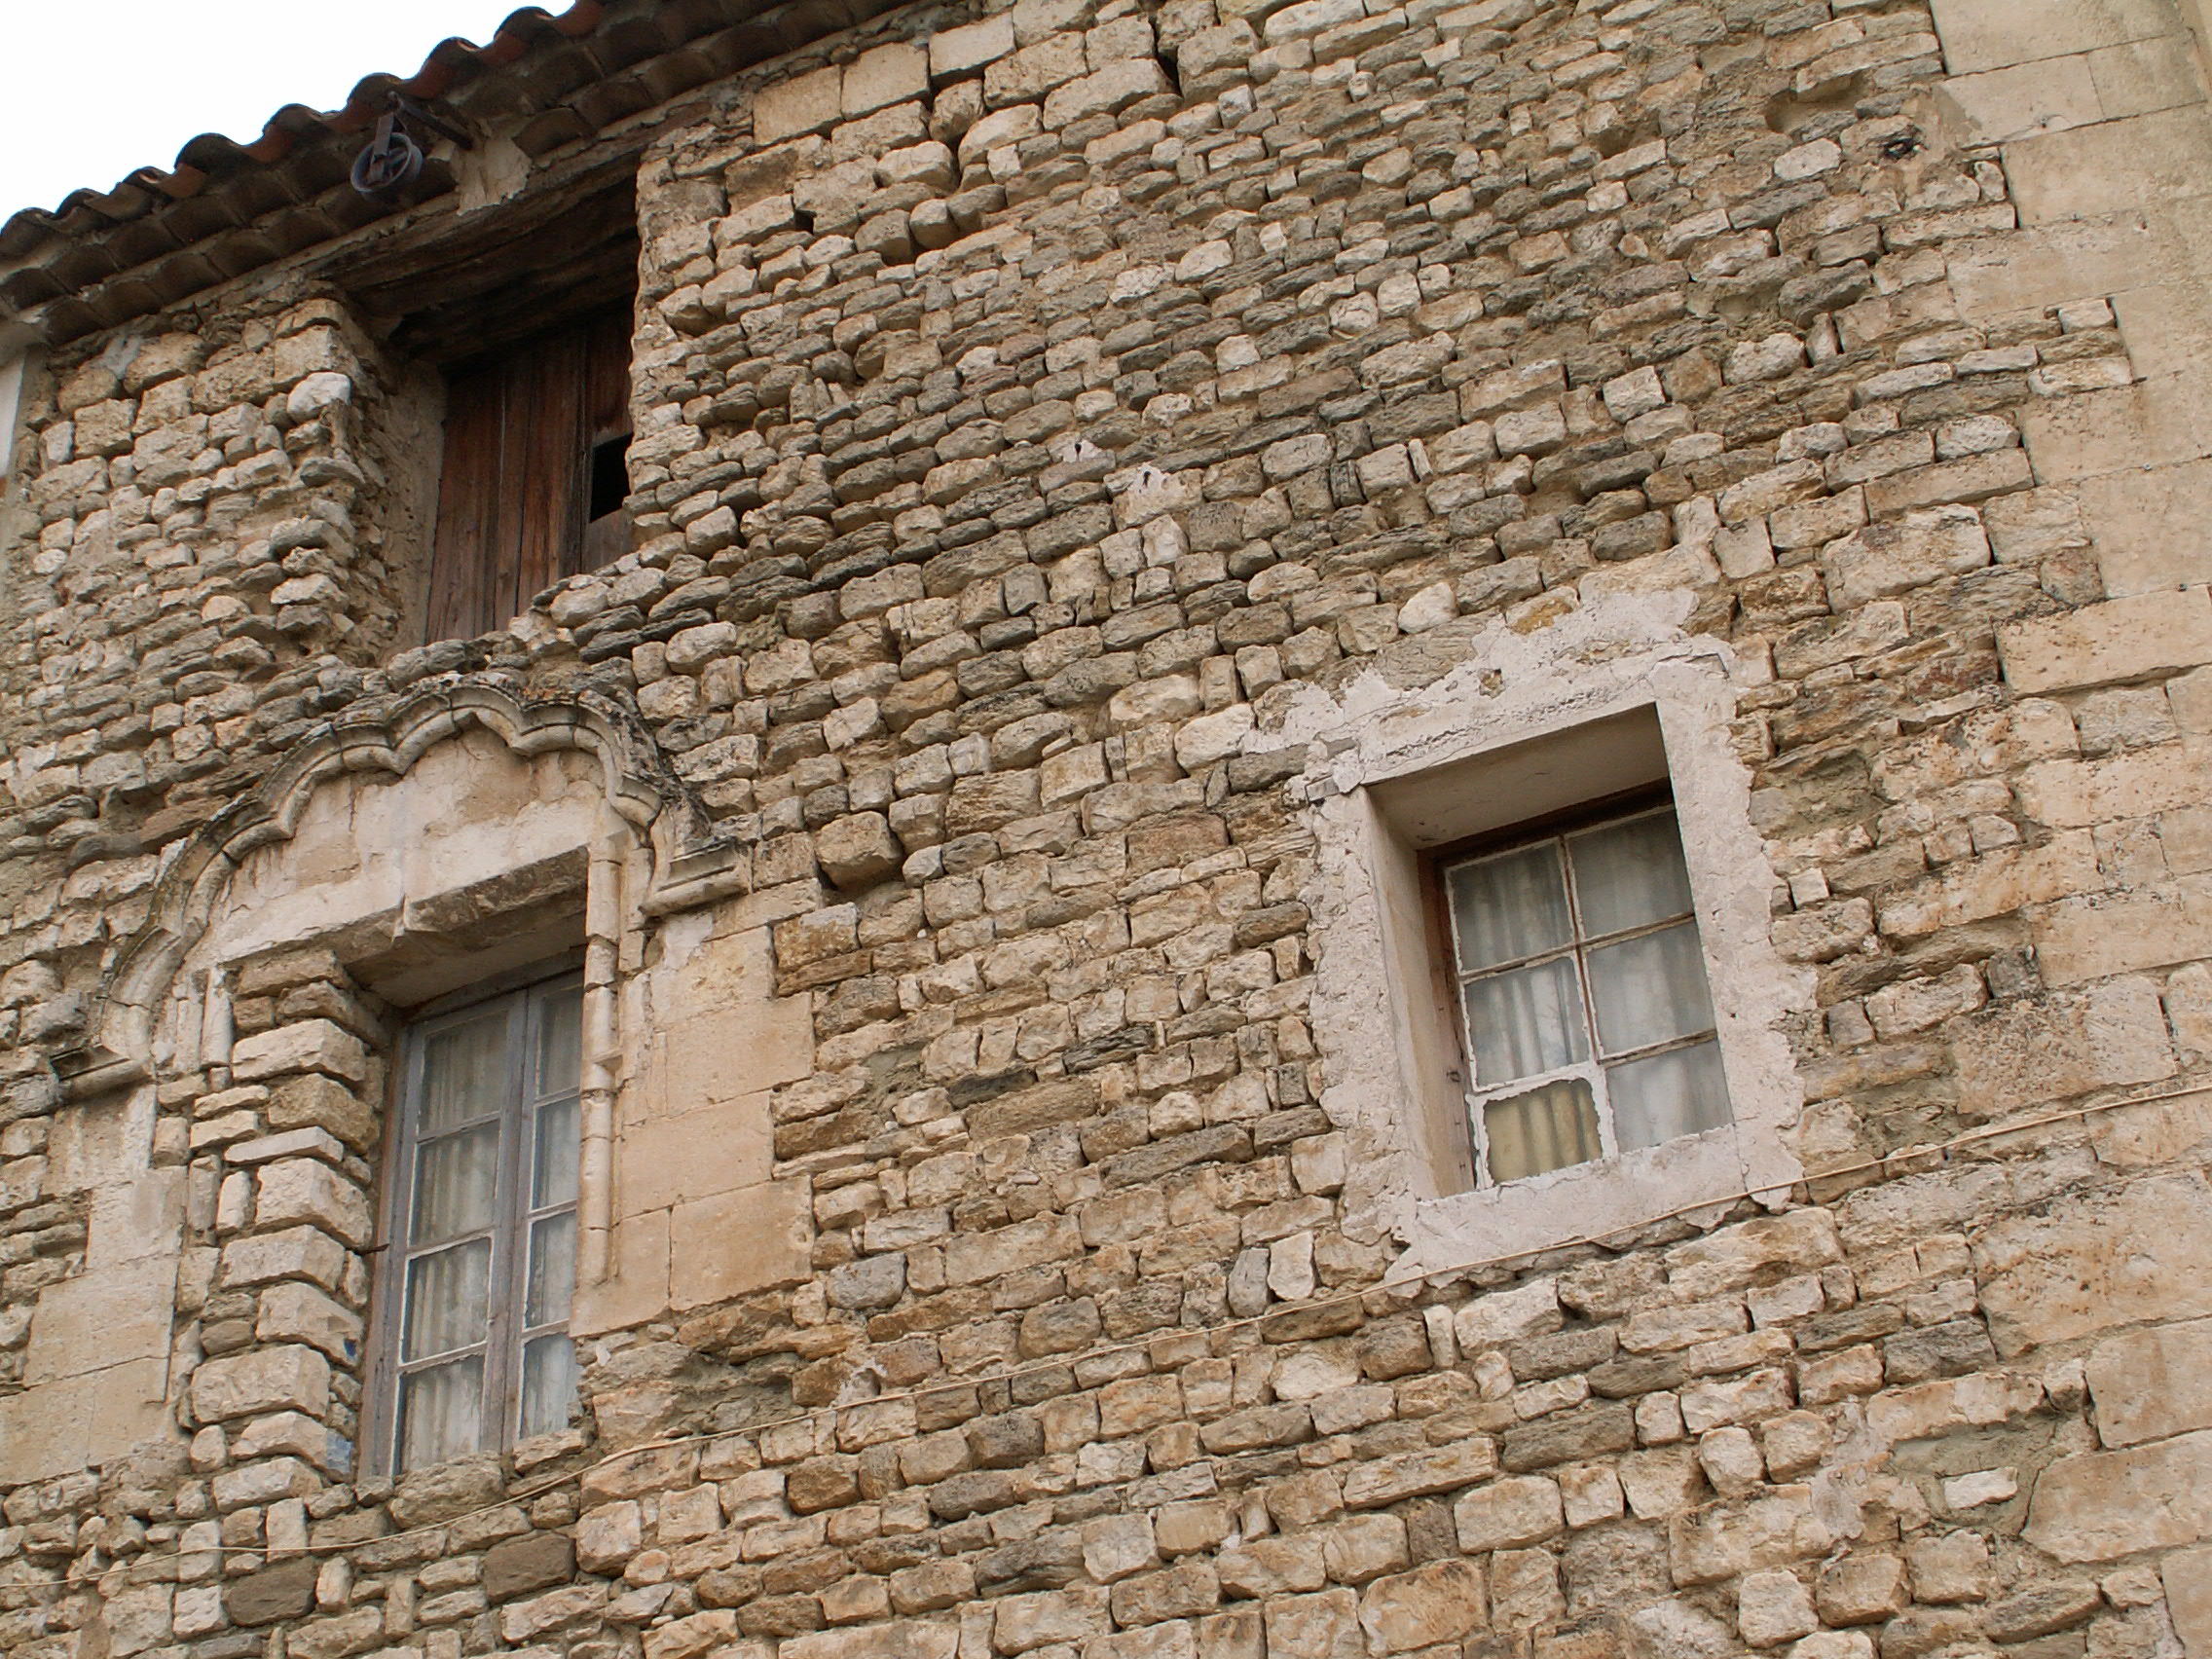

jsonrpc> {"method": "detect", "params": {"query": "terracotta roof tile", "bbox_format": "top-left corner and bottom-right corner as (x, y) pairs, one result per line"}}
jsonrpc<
(0, 0), (889, 346)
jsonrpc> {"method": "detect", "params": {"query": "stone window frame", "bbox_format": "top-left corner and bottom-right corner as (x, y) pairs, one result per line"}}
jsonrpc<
(1295, 617), (1811, 1274)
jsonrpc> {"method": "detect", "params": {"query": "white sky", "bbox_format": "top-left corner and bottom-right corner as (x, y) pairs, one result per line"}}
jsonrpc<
(1, 1), (538, 223)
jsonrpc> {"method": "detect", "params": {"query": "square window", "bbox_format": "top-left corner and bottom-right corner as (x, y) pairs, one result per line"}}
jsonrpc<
(1439, 798), (1731, 1187)
(379, 974), (583, 1472)
(1310, 686), (1810, 1265)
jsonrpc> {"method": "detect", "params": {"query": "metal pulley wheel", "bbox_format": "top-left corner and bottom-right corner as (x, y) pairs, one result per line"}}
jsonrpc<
(351, 108), (424, 202)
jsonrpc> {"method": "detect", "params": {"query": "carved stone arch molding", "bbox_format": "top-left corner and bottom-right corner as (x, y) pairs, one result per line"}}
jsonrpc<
(57, 678), (741, 1099)
(0, 678), (800, 1487)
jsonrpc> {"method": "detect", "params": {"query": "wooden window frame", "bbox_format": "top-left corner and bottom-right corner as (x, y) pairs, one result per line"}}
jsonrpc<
(1419, 784), (1730, 1190)
(368, 963), (585, 1475)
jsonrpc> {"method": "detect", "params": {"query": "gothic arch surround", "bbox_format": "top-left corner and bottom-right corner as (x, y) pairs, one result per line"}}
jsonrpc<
(56, 679), (733, 1099)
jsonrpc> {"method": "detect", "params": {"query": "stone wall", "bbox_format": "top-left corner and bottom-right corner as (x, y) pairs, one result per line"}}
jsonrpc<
(5, 0), (2212, 1655)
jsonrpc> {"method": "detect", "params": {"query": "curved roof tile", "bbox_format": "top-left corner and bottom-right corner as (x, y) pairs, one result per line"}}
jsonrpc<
(0, 0), (866, 344)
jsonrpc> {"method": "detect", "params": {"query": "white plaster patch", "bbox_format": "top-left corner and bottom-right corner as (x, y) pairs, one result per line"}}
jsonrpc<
(1247, 596), (1812, 1268)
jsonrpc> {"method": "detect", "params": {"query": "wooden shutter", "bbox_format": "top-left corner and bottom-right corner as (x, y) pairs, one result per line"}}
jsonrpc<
(426, 311), (627, 642)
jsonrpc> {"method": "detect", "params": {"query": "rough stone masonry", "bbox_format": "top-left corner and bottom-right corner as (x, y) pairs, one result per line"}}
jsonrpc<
(7, 0), (2212, 1657)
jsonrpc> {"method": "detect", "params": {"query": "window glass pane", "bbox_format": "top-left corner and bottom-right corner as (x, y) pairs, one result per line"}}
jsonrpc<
(420, 1011), (509, 1133)
(403, 1238), (491, 1360)
(399, 1356), (485, 1471)
(1608, 1040), (1731, 1151)
(1586, 922), (1715, 1056)
(534, 1096), (580, 1209)
(536, 988), (583, 1099)
(1462, 956), (1590, 1085)
(1568, 810), (1694, 938)
(410, 1123), (501, 1244)
(1483, 1079), (1603, 1184)
(526, 1212), (577, 1328)
(519, 1334), (579, 1440)
(1449, 844), (1572, 973)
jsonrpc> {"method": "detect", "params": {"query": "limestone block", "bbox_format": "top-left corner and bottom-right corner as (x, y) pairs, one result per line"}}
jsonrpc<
(945, 1212), (1081, 1285)
(667, 1181), (811, 1309)
(225, 1559), (320, 1626)
(1455, 1276), (1562, 1349)
(1936, 55), (2102, 145)
(994, 1584), (1110, 1650)
(285, 371), (351, 422)
(1975, 1173), (2212, 1354)
(230, 1019), (368, 1085)
(221, 1225), (352, 1292)
(1998, 587), (2212, 693)
(191, 1344), (331, 1423)
(1044, 58), (1173, 127)
(1668, 1488), (1834, 1586)
(619, 1094), (773, 1213)
(1739, 1569), (1818, 1647)
(2167, 1547), (2212, 1657)
(1263, 1588), (1361, 1659)
(2039, 878), (2212, 983)
(756, 63), (843, 142)
(1454, 1476), (1564, 1552)
(931, 17), (1014, 78)
(2021, 372), (2212, 484)
(571, 1205), (670, 1337)
(1339, 1440), (1495, 1507)
(1357, 1562), (1486, 1652)
(501, 1584), (611, 1645)
(879, 140), (956, 192)
(25, 1254), (173, 1382)
(655, 921), (813, 1097)
(1904, 1532), (1990, 1604)
(482, 1531), (576, 1602)
(2019, 741), (2212, 829)
(2026, 1427), (2212, 1561)
(256, 1280), (362, 1364)
(1928, 0), (2172, 74)
(817, 811), (904, 892)
(2081, 458), (2212, 595)
(2007, 106), (2212, 224)
(985, 36), (1088, 107)
(845, 43), (927, 116)
(0, 1378), (96, 1484)
(2113, 277), (2212, 383)
(1820, 506), (1989, 609)
(253, 1158), (372, 1246)
(268, 1073), (378, 1153)
(232, 1411), (332, 1466)
(1666, 1212), (1841, 1301)
(1949, 977), (2174, 1114)
(2084, 1317), (2212, 1446)
(782, 1622), (959, 1659)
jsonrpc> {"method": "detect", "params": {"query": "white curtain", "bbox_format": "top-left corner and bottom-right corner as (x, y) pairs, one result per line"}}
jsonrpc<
(1485, 1081), (1603, 1182)
(1609, 1041), (1730, 1150)
(399, 1355), (484, 1470)
(1449, 843), (1571, 972)
(1586, 923), (1714, 1056)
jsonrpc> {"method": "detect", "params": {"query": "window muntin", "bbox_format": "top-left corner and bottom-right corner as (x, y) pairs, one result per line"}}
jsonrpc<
(387, 976), (582, 1472)
(1443, 802), (1729, 1187)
